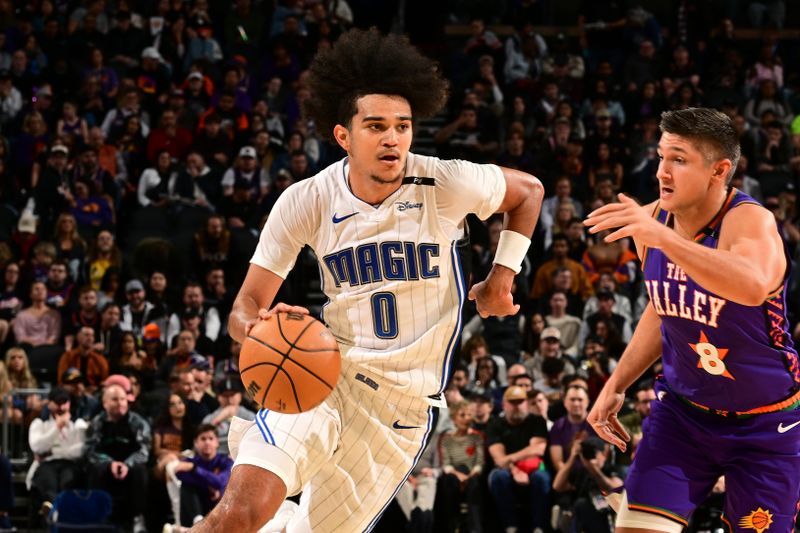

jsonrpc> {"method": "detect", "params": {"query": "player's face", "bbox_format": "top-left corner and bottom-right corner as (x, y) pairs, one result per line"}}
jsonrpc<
(336, 94), (412, 186)
(656, 132), (725, 212)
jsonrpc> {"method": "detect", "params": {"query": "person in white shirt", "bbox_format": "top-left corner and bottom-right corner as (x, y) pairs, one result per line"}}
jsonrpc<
(220, 146), (269, 199)
(28, 387), (88, 508)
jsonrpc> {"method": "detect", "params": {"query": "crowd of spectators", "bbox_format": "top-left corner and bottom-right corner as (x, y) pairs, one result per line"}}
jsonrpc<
(0, 0), (797, 532)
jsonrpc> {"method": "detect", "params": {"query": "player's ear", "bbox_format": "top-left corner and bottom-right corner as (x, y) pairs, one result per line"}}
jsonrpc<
(333, 125), (350, 152)
(712, 159), (732, 184)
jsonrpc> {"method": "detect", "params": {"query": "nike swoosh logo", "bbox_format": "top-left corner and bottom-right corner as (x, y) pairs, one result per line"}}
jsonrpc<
(777, 420), (800, 433)
(393, 420), (420, 430)
(332, 212), (358, 224)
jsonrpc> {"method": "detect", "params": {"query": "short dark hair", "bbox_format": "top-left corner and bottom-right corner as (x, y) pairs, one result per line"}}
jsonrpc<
(195, 423), (218, 439)
(511, 373), (532, 385)
(304, 28), (449, 142)
(659, 108), (740, 182)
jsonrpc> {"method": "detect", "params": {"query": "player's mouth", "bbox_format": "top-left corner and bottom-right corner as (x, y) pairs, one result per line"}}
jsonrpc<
(378, 152), (401, 168)
(660, 186), (674, 200)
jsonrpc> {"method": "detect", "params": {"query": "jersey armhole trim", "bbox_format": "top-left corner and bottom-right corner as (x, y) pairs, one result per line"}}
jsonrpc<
(640, 202), (662, 271)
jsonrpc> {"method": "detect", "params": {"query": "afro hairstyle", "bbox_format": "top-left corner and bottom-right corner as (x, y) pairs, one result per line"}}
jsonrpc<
(304, 28), (449, 143)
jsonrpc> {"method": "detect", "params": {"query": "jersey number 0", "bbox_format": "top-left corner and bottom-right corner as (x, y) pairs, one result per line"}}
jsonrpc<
(371, 292), (398, 339)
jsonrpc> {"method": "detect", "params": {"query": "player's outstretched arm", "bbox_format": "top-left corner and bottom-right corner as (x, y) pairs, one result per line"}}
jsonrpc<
(469, 167), (544, 318)
(229, 265), (308, 344)
(655, 203), (785, 305)
(586, 195), (786, 306)
(189, 465), (287, 532)
(588, 303), (662, 452)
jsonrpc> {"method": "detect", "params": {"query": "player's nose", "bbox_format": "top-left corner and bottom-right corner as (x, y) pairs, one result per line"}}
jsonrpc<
(656, 160), (669, 182)
(382, 128), (399, 145)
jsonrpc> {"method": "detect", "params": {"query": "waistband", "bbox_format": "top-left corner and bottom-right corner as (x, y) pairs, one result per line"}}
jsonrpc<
(667, 381), (800, 419)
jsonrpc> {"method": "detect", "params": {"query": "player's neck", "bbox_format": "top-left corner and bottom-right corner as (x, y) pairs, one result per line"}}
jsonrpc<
(671, 186), (729, 239)
(347, 170), (403, 206)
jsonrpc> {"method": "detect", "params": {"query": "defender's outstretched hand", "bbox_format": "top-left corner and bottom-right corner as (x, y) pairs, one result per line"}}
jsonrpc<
(584, 193), (668, 248)
(587, 386), (630, 452)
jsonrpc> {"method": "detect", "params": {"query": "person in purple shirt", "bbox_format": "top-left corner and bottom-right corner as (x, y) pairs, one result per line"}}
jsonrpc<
(173, 423), (233, 528)
(586, 108), (800, 533)
(547, 384), (596, 476)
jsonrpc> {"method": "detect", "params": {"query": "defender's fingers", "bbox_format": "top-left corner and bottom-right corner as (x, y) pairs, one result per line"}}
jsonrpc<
(609, 415), (631, 442)
(586, 202), (628, 219)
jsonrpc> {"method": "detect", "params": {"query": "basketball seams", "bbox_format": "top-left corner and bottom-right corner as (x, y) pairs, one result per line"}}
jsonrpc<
(243, 313), (341, 414)
(244, 335), (338, 390)
(277, 314), (318, 358)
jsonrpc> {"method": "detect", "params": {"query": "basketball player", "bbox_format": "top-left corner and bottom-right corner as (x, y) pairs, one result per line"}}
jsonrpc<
(585, 107), (800, 533)
(190, 29), (544, 532)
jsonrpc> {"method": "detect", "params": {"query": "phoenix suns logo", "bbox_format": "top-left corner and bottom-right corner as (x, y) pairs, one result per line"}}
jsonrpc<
(738, 507), (773, 533)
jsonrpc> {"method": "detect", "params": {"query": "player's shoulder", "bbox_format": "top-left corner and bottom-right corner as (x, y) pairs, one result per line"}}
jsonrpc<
(719, 196), (776, 238)
(406, 152), (499, 181)
(405, 152), (441, 180)
(282, 158), (344, 199)
(271, 159), (347, 227)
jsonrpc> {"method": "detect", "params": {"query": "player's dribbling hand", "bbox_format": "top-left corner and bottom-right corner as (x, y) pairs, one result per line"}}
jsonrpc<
(587, 387), (630, 452)
(245, 303), (310, 336)
(584, 193), (667, 248)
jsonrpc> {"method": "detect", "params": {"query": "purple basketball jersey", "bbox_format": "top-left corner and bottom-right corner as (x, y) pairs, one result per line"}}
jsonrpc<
(642, 188), (800, 413)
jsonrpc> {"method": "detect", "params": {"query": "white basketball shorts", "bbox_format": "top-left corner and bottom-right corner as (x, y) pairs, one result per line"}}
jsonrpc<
(233, 375), (436, 532)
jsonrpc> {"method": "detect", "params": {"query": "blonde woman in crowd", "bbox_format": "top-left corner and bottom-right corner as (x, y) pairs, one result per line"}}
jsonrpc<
(0, 361), (23, 424)
(5, 347), (42, 415)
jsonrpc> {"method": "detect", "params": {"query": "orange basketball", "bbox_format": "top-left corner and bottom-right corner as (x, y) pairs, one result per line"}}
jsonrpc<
(240, 312), (341, 414)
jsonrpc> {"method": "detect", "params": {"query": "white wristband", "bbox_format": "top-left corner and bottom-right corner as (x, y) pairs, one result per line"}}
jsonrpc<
(492, 230), (531, 274)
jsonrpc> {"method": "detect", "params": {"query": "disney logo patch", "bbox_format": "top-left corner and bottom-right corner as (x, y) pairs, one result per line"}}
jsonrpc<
(396, 201), (423, 211)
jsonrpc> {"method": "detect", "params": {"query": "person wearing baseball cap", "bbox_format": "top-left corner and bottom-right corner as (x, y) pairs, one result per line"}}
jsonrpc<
(189, 354), (220, 417)
(585, 287), (632, 352)
(61, 367), (83, 385)
(51, 144), (69, 157)
(238, 146), (256, 159)
(541, 326), (562, 343)
(28, 386), (89, 514)
(486, 384), (550, 532)
(103, 374), (136, 402)
(201, 375), (255, 454)
(503, 384), (528, 403)
(125, 279), (144, 293)
(523, 325), (577, 388)
(59, 367), (99, 420)
(221, 144), (268, 198)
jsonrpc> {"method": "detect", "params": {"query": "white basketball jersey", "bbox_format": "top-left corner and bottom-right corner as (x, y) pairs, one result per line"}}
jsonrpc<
(251, 153), (505, 406)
